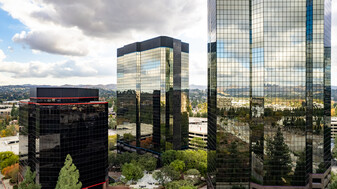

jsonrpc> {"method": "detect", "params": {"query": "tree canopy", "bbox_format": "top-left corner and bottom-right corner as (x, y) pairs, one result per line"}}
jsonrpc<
(0, 151), (19, 172)
(121, 162), (144, 182)
(18, 167), (41, 189)
(153, 166), (180, 185)
(169, 160), (185, 173)
(55, 154), (82, 189)
(264, 128), (292, 185)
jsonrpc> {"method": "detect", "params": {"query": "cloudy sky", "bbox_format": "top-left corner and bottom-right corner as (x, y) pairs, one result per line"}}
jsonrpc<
(0, 0), (336, 86)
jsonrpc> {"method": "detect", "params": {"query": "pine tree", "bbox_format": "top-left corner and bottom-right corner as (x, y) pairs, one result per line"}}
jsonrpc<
(55, 154), (82, 189)
(264, 127), (292, 185)
(291, 151), (306, 186)
(18, 167), (41, 189)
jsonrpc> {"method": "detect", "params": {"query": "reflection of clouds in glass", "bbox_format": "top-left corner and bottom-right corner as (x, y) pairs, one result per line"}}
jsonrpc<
(217, 57), (249, 89)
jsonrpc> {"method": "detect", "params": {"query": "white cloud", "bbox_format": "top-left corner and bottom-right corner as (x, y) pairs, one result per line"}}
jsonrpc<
(0, 59), (114, 79)
(12, 30), (89, 56)
(1, 0), (205, 56)
(0, 49), (116, 81)
(33, 0), (203, 38)
(0, 0), (208, 86)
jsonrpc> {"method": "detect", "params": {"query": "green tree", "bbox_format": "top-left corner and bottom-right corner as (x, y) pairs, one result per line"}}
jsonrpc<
(169, 160), (185, 173)
(11, 104), (19, 119)
(162, 150), (177, 165)
(165, 180), (196, 189)
(18, 167), (41, 189)
(117, 152), (140, 166)
(108, 151), (119, 169)
(329, 172), (337, 189)
(291, 151), (306, 186)
(190, 137), (206, 150)
(264, 128), (292, 185)
(180, 186), (197, 189)
(55, 154), (82, 189)
(121, 162), (144, 182)
(185, 169), (201, 184)
(0, 151), (19, 171)
(138, 154), (157, 172)
(153, 166), (180, 185)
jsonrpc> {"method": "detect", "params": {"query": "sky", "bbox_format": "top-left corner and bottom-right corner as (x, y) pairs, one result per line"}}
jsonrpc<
(0, 0), (336, 86)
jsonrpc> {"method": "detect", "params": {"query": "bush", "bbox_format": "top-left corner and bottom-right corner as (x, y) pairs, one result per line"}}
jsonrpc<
(121, 162), (144, 182)
(138, 154), (157, 172)
(153, 166), (180, 185)
(162, 150), (177, 165)
(185, 169), (200, 184)
(3, 163), (19, 184)
(165, 180), (196, 189)
(0, 152), (19, 172)
(169, 160), (185, 172)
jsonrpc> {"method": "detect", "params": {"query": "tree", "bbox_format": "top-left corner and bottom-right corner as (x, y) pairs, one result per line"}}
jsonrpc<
(138, 154), (157, 172)
(264, 128), (292, 185)
(329, 172), (337, 189)
(117, 152), (140, 166)
(11, 104), (19, 119)
(2, 163), (19, 184)
(165, 180), (196, 189)
(185, 169), (201, 184)
(153, 166), (180, 185)
(291, 151), (306, 186)
(169, 160), (185, 173)
(18, 167), (41, 189)
(190, 137), (206, 150)
(121, 162), (144, 183)
(162, 150), (177, 166)
(55, 154), (82, 189)
(0, 151), (19, 171)
(108, 151), (119, 170)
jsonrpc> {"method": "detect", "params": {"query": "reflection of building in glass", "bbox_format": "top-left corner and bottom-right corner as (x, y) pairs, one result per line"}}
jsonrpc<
(117, 36), (189, 154)
(189, 117), (207, 149)
(19, 88), (108, 189)
(208, 0), (331, 188)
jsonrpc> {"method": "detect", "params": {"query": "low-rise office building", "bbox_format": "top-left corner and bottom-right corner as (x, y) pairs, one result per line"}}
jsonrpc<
(19, 88), (108, 189)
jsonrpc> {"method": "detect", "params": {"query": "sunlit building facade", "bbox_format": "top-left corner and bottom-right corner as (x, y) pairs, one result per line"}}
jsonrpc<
(19, 88), (108, 189)
(207, 0), (331, 188)
(117, 36), (189, 154)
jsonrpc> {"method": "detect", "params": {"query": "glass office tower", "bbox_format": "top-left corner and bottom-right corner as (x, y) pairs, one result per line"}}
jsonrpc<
(19, 88), (108, 189)
(207, 0), (331, 188)
(117, 36), (189, 154)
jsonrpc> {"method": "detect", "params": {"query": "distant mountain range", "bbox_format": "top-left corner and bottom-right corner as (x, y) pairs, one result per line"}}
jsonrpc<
(1, 84), (208, 90)
(2, 84), (117, 90)
(190, 84), (207, 90)
(1, 84), (335, 91)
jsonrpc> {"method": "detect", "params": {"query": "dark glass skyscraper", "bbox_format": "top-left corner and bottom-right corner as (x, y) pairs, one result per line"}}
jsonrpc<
(19, 88), (108, 189)
(117, 36), (189, 154)
(208, 0), (331, 188)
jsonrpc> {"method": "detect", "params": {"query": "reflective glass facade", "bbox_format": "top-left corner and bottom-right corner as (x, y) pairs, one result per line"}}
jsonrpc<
(117, 36), (189, 153)
(19, 88), (108, 189)
(208, 0), (331, 188)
